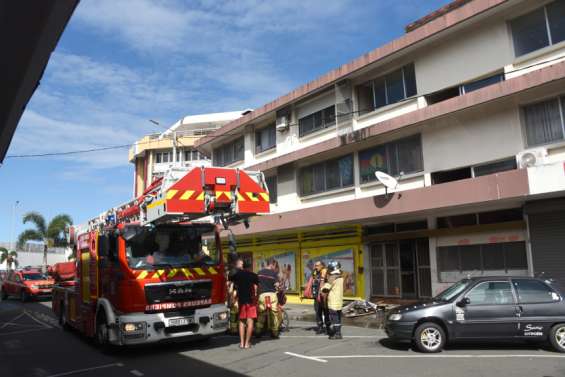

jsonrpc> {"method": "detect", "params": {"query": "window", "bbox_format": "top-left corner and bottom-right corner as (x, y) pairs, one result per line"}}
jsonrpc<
(358, 135), (423, 183)
(357, 63), (417, 114)
(300, 155), (353, 196)
(522, 97), (565, 146)
(511, 1), (565, 57)
(437, 242), (528, 282)
(426, 73), (505, 105)
(426, 86), (460, 105)
(155, 151), (171, 164)
(466, 281), (515, 305)
(438, 209), (523, 229)
(184, 149), (207, 162)
(213, 137), (244, 167)
(255, 123), (276, 153)
(474, 158), (517, 177)
(298, 105), (336, 137)
(265, 175), (277, 204)
(461, 74), (504, 94)
(431, 167), (472, 185)
(512, 279), (560, 303)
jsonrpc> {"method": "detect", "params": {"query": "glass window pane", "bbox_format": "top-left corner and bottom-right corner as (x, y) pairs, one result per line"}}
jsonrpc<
(300, 167), (313, 196)
(357, 82), (375, 114)
(313, 111), (323, 131)
(403, 63), (417, 98)
(482, 243), (505, 270)
(467, 281), (514, 305)
(299, 114), (314, 136)
(373, 78), (387, 109)
(474, 158), (517, 177)
(513, 279), (558, 303)
(313, 164), (325, 193)
(511, 8), (550, 57)
(523, 99), (564, 146)
(192, 150), (198, 160)
(462, 73), (504, 94)
(156, 153), (162, 163)
(325, 159), (341, 190)
(265, 176), (277, 203)
(234, 138), (244, 162)
(339, 155), (354, 187)
(323, 106), (336, 126)
(504, 242), (528, 269)
(438, 246), (459, 272)
(386, 68), (405, 105)
(396, 135), (423, 175)
(359, 145), (387, 183)
(548, 0), (565, 44)
(385, 244), (399, 267)
(386, 143), (399, 176)
(460, 245), (482, 271)
(371, 246), (384, 267)
(386, 270), (400, 296)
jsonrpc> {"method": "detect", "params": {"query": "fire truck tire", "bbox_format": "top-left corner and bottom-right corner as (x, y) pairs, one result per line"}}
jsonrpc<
(95, 312), (110, 348)
(59, 303), (70, 330)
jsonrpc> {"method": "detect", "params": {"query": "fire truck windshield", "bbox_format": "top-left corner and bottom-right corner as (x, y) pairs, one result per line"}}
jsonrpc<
(125, 225), (219, 270)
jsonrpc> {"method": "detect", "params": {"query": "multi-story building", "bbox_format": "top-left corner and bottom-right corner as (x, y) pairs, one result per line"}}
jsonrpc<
(195, 0), (565, 302)
(129, 110), (251, 197)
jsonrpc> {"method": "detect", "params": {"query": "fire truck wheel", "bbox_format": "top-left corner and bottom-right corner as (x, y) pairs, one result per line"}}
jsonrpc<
(95, 313), (109, 347)
(59, 303), (70, 330)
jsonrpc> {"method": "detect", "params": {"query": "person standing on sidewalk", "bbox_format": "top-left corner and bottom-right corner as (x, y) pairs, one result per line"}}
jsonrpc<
(256, 258), (280, 338)
(312, 261), (329, 334)
(227, 258), (243, 335)
(322, 260), (344, 340)
(229, 260), (259, 349)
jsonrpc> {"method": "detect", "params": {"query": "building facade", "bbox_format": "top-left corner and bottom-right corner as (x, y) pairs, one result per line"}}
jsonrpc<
(195, 0), (565, 302)
(129, 111), (251, 197)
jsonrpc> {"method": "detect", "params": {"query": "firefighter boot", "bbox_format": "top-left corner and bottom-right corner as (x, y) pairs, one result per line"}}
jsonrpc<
(315, 322), (325, 335)
(333, 325), (343, 340)
(328, 325), (336, 339)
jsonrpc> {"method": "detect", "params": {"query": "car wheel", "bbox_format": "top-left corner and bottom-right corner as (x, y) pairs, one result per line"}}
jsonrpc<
(1, 288), (7, 300)
(20, 290), (28, 303)
(549, 323), (565, 353)
(414, 322), (446, 353)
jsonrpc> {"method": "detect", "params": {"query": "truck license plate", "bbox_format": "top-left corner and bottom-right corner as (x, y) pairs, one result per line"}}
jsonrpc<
(168, 317), (194, 327)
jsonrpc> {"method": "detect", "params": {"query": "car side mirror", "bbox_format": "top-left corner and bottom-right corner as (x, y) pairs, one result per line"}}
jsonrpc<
(457, 297), (471, 307)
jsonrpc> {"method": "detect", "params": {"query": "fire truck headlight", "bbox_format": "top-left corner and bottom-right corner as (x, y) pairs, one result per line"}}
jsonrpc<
(122, 322), (145, 332)
(214, 311), (229, 322)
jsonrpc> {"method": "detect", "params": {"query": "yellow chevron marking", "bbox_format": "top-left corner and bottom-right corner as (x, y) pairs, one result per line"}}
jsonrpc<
(259, 192), (269, 202)
(246, 192), (259, 202)
(182, 268), (193, 278)
(208, 267), (218, 275)
(137, 271), (148, 280)
(151, 272), (160, 279)
(215, 191), (223, 199)
(166, 190), (178, 200)
(167, 269), (178, 278)
(180, 190), (194, 200)
(147, 199), (164, 209)
(237, 192), (246, 201)
(196, 192), (205, 201)
(224, 191), (232, 200)
(193, 267), (206, 276)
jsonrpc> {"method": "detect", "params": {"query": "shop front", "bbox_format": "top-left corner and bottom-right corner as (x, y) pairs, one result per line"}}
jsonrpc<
(233, 225), (365, 302)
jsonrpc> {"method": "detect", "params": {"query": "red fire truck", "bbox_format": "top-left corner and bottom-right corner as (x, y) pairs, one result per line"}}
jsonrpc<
(52, 166), (269, 346)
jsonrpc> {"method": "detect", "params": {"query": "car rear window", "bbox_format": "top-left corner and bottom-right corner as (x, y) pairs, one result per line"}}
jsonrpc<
(512, 279), (560, 303)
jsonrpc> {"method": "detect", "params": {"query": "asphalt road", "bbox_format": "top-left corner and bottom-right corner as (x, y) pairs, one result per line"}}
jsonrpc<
(0, 298), (564, 377)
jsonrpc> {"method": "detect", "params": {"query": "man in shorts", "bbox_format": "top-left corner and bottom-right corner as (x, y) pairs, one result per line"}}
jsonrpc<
(229, 260), (259, 349)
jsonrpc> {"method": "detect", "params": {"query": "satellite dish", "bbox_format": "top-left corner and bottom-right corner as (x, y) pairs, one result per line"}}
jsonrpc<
(375, 171), (398, 194)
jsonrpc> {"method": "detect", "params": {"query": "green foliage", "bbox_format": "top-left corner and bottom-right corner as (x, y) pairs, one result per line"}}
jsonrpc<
(18, 212), (73, 249)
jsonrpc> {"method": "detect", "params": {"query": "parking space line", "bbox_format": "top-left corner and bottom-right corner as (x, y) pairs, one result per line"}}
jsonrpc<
(316, 354), (565, 360)
(280, 335), (384, 339)
(284, 352), (328, 363)
(45, 362), (124, 377)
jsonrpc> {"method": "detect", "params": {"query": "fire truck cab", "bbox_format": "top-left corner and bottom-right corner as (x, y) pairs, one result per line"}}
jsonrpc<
(52, 166), (269, 346)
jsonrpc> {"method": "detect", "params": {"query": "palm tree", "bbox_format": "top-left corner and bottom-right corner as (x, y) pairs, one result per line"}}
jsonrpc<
(0, 247), (18, 270)
(17, 212), (73, 272)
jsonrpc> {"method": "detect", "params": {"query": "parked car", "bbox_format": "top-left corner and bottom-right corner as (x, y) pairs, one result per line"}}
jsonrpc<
(1, 269), (55, 301)
(385, 276), (565, 353)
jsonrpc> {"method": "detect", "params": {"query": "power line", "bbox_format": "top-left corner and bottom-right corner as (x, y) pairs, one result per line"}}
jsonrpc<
(5, 55), (564, 160)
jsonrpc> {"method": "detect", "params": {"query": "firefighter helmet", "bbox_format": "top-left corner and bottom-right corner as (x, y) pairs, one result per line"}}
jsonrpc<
(327, 260), (341, 273)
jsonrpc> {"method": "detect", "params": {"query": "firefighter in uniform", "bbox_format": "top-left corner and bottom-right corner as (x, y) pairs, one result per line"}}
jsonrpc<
(227, 258), (243, 335)
(312, 261), (329, 334)
(256, 258), (280, 338)
(322, 260), (344, 340)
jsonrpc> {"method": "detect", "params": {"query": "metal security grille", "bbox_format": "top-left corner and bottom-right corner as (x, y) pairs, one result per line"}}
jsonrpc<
(528, 210), (565, 289)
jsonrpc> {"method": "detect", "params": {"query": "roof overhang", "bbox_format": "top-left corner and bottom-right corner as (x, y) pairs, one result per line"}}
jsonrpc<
(0, 0), (79, 163)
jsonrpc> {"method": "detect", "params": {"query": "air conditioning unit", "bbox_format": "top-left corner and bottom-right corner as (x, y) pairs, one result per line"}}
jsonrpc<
(276, 115), (289, 132)
(516, 147), (548, 169)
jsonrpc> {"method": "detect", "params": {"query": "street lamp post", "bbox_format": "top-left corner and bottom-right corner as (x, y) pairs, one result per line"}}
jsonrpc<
(10, 200), (20, 252)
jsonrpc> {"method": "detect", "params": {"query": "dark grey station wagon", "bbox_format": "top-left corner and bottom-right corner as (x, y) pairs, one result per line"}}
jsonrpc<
(385, 277), (565, 353)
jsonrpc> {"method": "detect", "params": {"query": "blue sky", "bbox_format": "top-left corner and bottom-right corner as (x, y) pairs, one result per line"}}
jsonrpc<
(0, 0), (450, 243)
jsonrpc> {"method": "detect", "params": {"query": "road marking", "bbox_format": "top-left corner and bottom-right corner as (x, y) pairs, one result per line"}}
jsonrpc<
(280, 335), (384, 339)
(0, 328), (51, 337)
(24, 310), (54, 329)
(0, 312), (26, 328)
(316, 354), (565, 360)
(45, 363), (123, 377)
(284, 352), (328, 363)
(130, 370), (144, 376)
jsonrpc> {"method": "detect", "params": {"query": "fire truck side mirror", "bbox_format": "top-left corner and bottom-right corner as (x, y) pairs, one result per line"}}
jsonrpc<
(122, 225), (142, 241)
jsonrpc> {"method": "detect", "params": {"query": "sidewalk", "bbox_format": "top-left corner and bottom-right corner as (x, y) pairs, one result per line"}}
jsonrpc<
(284, 303), (385, 329)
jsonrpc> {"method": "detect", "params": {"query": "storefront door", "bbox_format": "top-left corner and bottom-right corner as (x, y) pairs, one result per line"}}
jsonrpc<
(370, 238), (431, 299)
